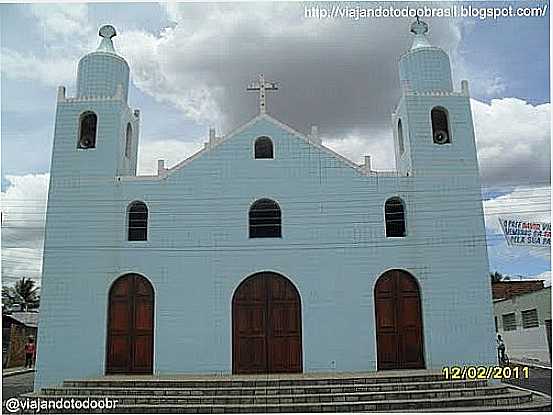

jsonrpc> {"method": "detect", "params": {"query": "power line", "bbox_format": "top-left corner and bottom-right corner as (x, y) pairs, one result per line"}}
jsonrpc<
(3, 191), (551, 214)
(3, 233), (551, 253)
(1, 178), (550, 204)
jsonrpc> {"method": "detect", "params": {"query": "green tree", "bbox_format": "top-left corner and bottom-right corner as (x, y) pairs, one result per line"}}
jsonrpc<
(490, 271), (511, 283)
(2, 277), (40, 312)
(490, 271), (503, 283)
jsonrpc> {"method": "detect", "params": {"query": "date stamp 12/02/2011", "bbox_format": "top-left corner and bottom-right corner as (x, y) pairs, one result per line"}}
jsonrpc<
(442, 366), (530, 381)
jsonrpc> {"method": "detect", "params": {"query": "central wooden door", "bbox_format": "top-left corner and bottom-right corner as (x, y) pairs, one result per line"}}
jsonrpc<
(232, 272), (302, 374)
(106, 274), (154, 374)
(375, 269), (425, 370)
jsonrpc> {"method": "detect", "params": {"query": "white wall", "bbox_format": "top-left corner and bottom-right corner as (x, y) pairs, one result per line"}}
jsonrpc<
(499, 326), (551, 365)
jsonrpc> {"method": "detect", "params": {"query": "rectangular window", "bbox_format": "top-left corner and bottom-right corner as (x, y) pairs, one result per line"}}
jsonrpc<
(494, 316), (498, 332)
(521, 309), (539, 329)
(502, 313), (517, 331)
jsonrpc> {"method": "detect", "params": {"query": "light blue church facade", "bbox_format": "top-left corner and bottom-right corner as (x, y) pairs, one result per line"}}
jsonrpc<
(36, 21), (496, 389)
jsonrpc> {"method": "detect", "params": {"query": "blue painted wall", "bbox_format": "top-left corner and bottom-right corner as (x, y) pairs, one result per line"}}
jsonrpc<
(35, 27), (497, 389)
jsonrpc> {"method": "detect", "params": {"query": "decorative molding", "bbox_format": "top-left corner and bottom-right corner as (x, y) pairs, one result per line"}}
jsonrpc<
(60, 83), (127, 104)
(57, 86), (66, 102)
(157, 160), (166, 176)
(461, 80), (470, 96)
(362, 155), (372, 172)
(62, 95), (123, 103)
(406, 90), (464, 97)
(310, 125), (321, 144)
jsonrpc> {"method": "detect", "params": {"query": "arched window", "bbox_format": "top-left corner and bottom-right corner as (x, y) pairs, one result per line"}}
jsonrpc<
(78, 111), (98, 149)
(431, 107), (451, 144)
(254, 136), (274, 159)
(125, 123), (132, 158)
(128, 201), (148, 241)
(249, 199), (281, 238)
(397, 119), (405, 155)
(385, 197), (406, 237)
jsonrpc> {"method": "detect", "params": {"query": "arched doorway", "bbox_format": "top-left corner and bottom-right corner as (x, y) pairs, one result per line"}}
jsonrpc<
(232, 272), (302, 374)
(106, 274), (154, 374)
(374, 269), (425, 370)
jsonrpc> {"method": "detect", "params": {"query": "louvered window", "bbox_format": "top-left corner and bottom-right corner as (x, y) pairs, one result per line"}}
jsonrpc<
(522, 309), (539, 329)
(502, 313), (517, 331)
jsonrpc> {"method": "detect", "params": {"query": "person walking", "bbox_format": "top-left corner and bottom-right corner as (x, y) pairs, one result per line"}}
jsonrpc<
(497, 334), (507, 365)
(24, 336), (36, 368)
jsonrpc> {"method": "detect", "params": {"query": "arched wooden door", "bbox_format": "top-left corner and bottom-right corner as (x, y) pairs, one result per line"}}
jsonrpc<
(106, 274), (154, 374)
(375, 269), (425, 370)
(232, 272), (302, 374)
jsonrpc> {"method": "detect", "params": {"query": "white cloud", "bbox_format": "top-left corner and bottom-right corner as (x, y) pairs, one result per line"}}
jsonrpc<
(471, 98), (550, 186)
(1, 174), (50, 285)
(322, 97), (551, 181)
(483, 76), (507, 96)
(138, 138), (204, 175)
(0, 48), (78, 88)
(118, 28), (224, 125)
(323, 130), (395, 171)
(111, 3), (461, 131)
(450, 19), (508, 100)
(1, 4), (93, 88)
(483, 186), (551, 234)
(124, 9), (546, 184)
(28, 4), (91, 43)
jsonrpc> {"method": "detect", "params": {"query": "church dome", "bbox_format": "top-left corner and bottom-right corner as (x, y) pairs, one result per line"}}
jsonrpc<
(399, 19), (453, 93)
(76, 25), (130, 101)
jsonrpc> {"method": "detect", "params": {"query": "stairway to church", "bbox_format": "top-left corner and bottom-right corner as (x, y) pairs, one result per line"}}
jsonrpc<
(28, 371), (551, 413)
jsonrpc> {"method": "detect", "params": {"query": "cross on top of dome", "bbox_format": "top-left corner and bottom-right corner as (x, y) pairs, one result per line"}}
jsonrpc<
(410, 17), (431, 50)
(99, 25), (117, 39)
(97, 25), (117, 53)
(410, 17), (428, 36)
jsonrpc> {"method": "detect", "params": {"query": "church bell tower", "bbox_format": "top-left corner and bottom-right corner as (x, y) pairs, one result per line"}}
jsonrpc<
(50, 25), (140, 182)
(392, 19), (479, 181)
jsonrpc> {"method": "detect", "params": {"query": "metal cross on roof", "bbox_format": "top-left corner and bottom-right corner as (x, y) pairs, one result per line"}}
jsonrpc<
(247, 74), (278, 114)
(410, 16), (428, 36)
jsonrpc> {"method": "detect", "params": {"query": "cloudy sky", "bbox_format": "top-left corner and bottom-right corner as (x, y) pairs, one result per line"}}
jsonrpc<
(1, 1), (550, 287)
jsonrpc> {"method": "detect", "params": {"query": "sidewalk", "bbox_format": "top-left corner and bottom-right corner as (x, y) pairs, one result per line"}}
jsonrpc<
(511, 359), (552, 371)
(2, 366), (35, 377)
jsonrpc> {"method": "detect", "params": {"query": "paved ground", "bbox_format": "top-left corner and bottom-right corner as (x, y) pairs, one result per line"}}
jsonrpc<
(1, 367), (550, 405)
(2, 372), (35, 400)
(504, 365), (551, 396)
(2, 366), (34, 377)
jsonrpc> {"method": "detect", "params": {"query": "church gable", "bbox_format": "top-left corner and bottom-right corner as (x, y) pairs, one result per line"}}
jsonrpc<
(165, 114), (364, 184)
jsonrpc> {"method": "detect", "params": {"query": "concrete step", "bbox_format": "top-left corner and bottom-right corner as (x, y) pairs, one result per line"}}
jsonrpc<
(32, 385), (510, 405)
(30, 387), (534, 413)
(389, 390), (552, 412)
(27, 371), (551, 413)
(42, 379), (488, 396)
(62, 371), (446, 389)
